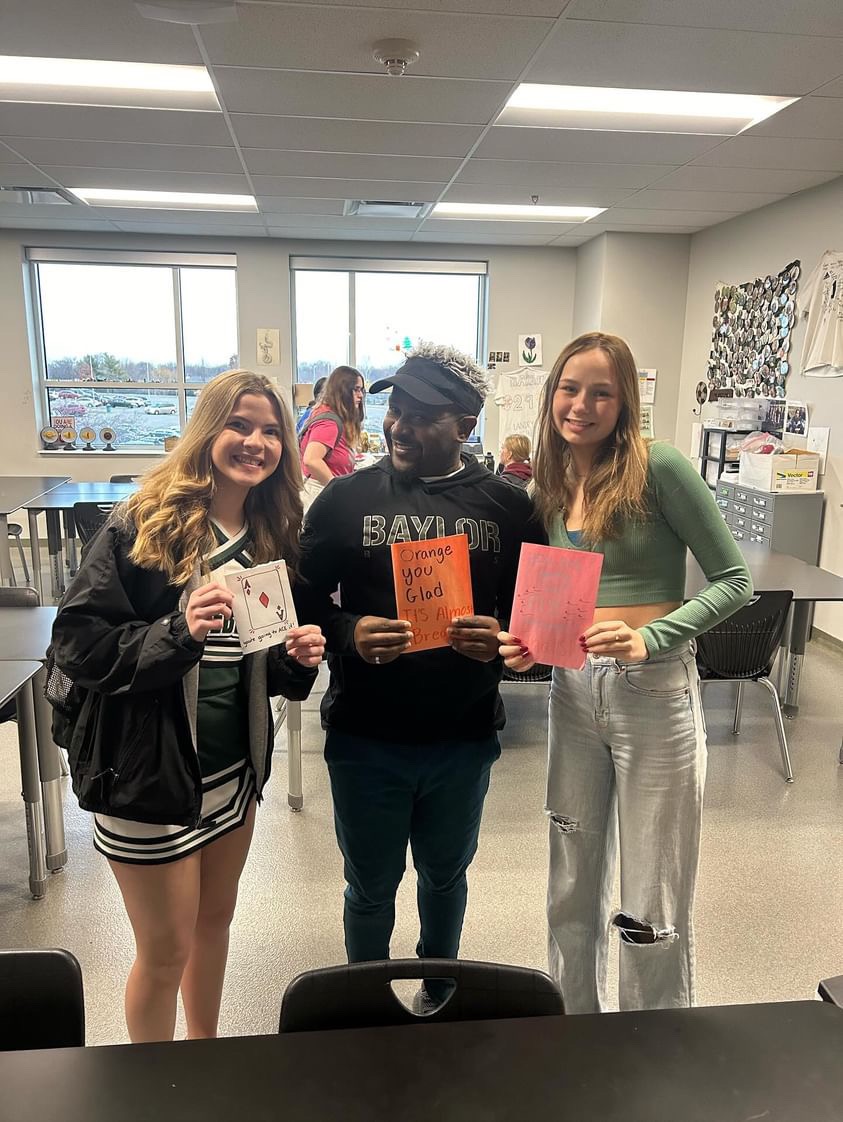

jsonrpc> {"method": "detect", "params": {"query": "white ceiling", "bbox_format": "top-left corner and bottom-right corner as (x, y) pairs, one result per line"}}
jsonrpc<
(0, 0), (842, 246)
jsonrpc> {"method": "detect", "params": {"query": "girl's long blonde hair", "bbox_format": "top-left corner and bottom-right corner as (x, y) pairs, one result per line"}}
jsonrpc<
(122, 369), (303, 586)
(532, 333), (650, 541)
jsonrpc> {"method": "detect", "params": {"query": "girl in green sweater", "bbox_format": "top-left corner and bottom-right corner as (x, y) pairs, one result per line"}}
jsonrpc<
(500, 332), (751, 1013)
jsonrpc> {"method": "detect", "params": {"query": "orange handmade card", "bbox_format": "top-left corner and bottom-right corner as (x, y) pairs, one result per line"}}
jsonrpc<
(391, 533), (474, 652)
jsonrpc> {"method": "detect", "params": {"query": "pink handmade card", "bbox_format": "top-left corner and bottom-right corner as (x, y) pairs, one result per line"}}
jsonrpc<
(509, 544), (604, 669)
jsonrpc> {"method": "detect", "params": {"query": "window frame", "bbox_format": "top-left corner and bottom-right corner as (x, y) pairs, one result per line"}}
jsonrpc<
(290, 256), (489, 383)
(27, 248), (238, 450)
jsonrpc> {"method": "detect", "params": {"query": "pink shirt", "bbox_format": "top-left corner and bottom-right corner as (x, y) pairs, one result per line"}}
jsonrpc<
(299, 409), (355, 479)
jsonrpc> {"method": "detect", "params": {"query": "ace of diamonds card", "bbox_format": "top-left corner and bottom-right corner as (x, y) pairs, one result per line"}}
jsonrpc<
(225, 560), (297, 653)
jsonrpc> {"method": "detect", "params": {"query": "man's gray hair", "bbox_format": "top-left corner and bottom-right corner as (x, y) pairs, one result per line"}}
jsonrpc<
(410, 341), (489, 401)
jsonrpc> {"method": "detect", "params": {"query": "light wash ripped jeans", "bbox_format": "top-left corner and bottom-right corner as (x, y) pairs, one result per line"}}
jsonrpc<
(546, 642), (707, 1014)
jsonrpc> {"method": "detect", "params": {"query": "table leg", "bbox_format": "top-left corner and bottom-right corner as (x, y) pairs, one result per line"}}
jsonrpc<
(0, 513), (13, 587)
(782, 601), (812, 719)
(28, 510), (44, 602)
(45, 511), (64, 600)
(15, 680), (48, 899)
(287, 700), (303, 811)
(32, 666), (67, 871)
(64, 510), (78, 577)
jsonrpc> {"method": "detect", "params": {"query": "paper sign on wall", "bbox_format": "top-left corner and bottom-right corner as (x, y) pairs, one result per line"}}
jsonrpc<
(509, 544), (603, 669)
(638, 368), (657, 404)
(225, 560), (297, 653)
(257, 328), (280, 366)
(391, 533), (473, 652)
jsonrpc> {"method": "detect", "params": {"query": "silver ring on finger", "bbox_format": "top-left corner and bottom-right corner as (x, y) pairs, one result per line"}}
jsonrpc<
(374, 656), (381, 665)
(615, 632), (621, 643)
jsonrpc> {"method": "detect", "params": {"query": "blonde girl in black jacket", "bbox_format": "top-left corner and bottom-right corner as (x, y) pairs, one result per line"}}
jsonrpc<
(50, 369), (324, 1043)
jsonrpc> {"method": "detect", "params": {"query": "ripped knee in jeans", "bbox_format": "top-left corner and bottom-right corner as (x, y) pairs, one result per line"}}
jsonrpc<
(545, 808), (578, 833)
(613, 911), (678, 946)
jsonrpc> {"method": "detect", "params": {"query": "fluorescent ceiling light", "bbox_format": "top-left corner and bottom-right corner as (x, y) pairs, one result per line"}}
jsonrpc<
(433, 202), (605, 223)
(0, 55), (219, 111)
(498, 84), (797, 135)
(71, 188), (257, 212)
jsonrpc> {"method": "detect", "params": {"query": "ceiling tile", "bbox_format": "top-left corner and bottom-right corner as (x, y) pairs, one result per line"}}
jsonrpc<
(5, 138), (242, 174)
(414, 232), (556, 245)
(692, 135), (843, 171)
(590, 208), (737, 227)
(256, 197), (345, 216)
(0, 104), (232, 146)
(213, 70), (510, 125)
(88, 206), (267, 225)
(266, 227), (413, 241)
(278, 0), (567, 13)
(458, 159), (678, 189)
(229, 116), (482, 157)
(201, 6), (553, 80)
(419, 218), (581, 236)
(259, 213), (422, 232)
(649, 165), (841, 193)
(574, 224), (701, 235)
(474, 128), (719, 164)
(565, 0), (843, 36)
(111, 221), (267, 237)
(242, 150), (461, 181)
(0, 161), (56, 187)
(0, 215), (119, 231)
(527, 20), (843, 94)
(37, 167), (253, 193)
(816, 76), (843, 97)
(0, 0), (202, 64)
(250, 176), (445, 201)
(747, 97), (843, 140)
(441, 183), (632, 206)
(619, 189), (786, 212)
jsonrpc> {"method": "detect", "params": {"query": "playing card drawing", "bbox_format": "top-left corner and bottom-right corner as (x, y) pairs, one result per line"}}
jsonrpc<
(225, 560), (298, 652)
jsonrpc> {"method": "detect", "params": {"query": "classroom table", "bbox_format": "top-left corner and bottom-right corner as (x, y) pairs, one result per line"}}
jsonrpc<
(23, 481), (137, 602)
(0, 476), (68, 587)
(1, 1000), (841, 1121)
(685, 541), (843, 717)
(0, 660), (47, 898)
(0, 607), (66, 880)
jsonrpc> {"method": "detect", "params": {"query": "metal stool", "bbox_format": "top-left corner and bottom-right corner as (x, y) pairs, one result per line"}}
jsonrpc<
(7, 523), (30, 585)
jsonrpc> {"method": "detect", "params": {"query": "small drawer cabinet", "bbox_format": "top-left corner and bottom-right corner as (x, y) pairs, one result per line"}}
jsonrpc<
(714, 481), (824, 564)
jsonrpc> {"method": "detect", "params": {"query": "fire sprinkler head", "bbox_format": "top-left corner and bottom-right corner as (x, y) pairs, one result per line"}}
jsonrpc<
(372, 38), (420, 77)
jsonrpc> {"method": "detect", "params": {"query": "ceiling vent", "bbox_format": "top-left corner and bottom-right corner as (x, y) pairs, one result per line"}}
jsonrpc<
(0, 187), (78, 206)
(344, 200), (433, 219)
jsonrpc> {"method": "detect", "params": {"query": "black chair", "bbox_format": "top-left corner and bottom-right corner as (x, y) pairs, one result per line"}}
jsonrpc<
(0, 586), (39, 723)
(818, 974), (843, 1007)
(502, 662), (552, 684)
(72, 502), (114, 546)
(0, 948), (85, 1050)
(279, 958), (564, 1033)
(695, 590), (794, 782)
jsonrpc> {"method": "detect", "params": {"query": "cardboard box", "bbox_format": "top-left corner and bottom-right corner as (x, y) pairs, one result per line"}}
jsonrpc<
(738, 450), (820, 493)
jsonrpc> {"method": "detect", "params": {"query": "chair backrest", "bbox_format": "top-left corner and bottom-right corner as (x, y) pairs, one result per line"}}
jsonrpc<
(109, 474), (138, 483)
(279, 958), (564, 1033)
(0, 948), (85, 1049)
(0, 586), (39, 608)
(73, 502), (114, 546)
(696, 590), (794, 680)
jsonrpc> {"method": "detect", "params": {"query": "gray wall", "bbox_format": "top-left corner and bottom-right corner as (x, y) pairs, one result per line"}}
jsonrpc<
(676, 175), (843, 639)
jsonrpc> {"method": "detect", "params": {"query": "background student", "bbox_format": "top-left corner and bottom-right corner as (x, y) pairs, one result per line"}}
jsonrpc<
(299, 364), (365, 509)
(498, 433), (533, 488)
(49, 369), (324, 1042)
(500, 332), (752, 1013)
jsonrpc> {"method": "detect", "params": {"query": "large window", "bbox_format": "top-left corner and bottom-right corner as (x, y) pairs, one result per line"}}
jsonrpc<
(292, 258), (486, 442)
(29, 249), (238, 449)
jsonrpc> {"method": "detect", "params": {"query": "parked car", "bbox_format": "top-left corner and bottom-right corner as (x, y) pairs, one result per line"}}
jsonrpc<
(108, 396), (142, 408)
(146, 403), (177, 414)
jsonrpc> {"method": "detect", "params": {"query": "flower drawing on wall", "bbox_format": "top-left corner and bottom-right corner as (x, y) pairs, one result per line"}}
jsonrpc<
(519, 334), (542, 365)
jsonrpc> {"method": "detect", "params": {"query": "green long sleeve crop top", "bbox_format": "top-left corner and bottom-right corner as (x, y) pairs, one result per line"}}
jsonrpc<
(549, 442), (753, 656)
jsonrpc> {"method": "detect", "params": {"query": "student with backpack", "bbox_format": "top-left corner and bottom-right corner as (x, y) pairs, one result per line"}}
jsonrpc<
(299, 365), (364, 510)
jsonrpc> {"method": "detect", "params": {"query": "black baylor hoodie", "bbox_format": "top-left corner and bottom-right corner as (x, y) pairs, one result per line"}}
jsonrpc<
(298, 454), (545, 743)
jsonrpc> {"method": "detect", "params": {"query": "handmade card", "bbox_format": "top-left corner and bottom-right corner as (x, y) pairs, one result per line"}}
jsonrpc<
(391, 533), (473, 652)
(509, 544), (604, 668)
(225, 560), (297, 653)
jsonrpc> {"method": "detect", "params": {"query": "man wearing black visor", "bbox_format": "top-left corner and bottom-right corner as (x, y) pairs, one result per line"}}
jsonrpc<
(298, 342), (544, 1008)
